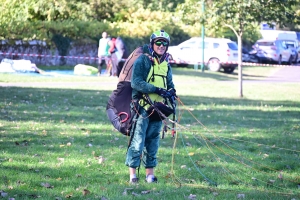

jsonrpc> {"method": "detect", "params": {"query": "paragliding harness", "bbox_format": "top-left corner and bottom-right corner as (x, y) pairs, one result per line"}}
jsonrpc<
(142, 93), (175, 121)
(106, 45), (176, 137)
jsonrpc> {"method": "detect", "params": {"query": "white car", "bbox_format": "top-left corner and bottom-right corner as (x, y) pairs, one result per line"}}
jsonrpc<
(168, 37), (238, 73)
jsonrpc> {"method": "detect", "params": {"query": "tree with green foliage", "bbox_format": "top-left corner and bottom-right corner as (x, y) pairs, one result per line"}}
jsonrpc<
(210, 0), (300, 97)
(176, 0), (300, 97)
(1, 0), (299, 67)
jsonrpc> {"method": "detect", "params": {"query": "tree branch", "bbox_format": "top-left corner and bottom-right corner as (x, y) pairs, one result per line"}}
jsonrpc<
(224, 24), (239, 37)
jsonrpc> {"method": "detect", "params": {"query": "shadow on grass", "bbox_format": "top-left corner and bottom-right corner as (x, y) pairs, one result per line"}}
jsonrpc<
(1, 86), (299, 138)
(0, 86), (299, 199)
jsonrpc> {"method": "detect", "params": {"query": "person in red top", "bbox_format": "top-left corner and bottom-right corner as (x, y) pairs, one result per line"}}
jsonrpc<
(108, 37), (118, 76)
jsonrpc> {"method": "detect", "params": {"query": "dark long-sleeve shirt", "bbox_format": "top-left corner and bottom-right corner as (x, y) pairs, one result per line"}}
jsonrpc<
(131, 44), (175, 99)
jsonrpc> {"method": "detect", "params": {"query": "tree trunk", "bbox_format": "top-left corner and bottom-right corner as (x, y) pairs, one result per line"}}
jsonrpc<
(224, 24), (243, 98)
(237, 34), (243, 98)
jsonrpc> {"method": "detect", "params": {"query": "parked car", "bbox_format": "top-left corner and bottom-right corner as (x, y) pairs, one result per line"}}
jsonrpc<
(253, 39), (294, 64)
(282, 40), (299, 63)
(242, 47), (260, 63)
(254, 30), (299, 64)
(242, 48), (250, 62)
(168, 37), (238, 73)
(297, 45), (300, 63)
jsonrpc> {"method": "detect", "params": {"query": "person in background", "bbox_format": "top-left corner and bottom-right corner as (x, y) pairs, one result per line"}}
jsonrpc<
(115, 36), (129, 77)
(108, 37), (118, 76)
(125, 30), (176, 184)
(97, 32), (110, 76)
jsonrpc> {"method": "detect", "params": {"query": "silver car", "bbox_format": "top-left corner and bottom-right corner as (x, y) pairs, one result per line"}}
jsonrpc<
(254, 39), (294, 64)
(168, 37), (238, 73)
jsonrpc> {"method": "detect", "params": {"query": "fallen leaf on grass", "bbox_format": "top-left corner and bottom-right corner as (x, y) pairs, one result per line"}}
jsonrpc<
(65, 193), (73, 198)
(263, 153), (269, 159)
(98, 156), (105, 164)
(188, 152), (194, 156)
(82, 189), (90, 196)
(41, 182), (54, 188)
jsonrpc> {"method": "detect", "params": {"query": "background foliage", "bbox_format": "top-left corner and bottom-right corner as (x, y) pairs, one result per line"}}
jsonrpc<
(0, 0), (300, 53)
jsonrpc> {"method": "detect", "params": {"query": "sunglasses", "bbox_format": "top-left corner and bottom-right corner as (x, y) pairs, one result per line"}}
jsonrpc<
(154, 40), (168, 47)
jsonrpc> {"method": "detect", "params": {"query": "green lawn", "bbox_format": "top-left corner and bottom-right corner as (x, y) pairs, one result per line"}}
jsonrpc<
(0, 66), (299, 200)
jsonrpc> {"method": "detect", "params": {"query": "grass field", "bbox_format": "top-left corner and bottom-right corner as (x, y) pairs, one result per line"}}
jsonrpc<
(0, 66), (299, 200)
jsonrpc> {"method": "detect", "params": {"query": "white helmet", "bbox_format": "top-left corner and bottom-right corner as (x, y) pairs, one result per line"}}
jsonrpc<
(150, 30), (170, 44)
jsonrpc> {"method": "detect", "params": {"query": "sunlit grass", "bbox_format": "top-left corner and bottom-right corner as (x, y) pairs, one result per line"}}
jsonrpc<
(0, 66), (299, 199)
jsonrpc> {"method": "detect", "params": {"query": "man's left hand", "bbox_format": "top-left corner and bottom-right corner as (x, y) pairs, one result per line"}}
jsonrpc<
(168, 88), (177, 98)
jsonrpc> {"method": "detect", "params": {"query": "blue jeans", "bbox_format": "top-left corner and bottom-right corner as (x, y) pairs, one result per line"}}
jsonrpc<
(125, 107), (162, 168)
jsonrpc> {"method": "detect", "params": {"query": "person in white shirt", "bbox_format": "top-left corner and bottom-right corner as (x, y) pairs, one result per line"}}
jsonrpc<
(97, 32), (110, 75)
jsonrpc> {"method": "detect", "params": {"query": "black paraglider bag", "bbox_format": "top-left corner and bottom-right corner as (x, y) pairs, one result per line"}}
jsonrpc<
(146, 102), (174, 121)
(106, 81), (136, 136)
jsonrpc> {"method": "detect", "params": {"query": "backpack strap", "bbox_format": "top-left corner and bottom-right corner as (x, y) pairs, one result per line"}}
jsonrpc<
(118, 46), (143, 82)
